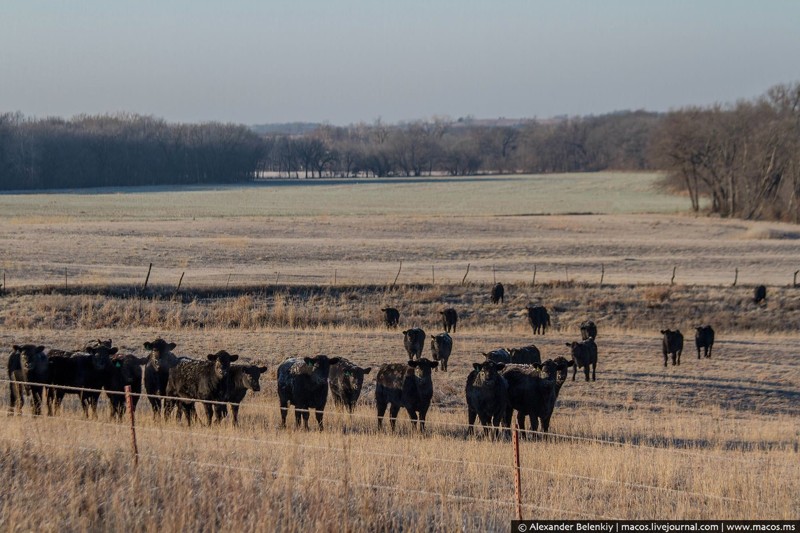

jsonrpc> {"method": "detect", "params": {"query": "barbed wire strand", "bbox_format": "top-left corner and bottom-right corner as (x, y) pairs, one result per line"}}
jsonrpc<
(0, 435), (618, 520)
(3, 377), (796, 466)
(2, 408), (780, 506)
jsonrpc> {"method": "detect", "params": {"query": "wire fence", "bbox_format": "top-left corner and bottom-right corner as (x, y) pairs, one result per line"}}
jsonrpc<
(3, 378), (797, 469)
(4, 378), (797, 521)
(0, 433), (614, 520)
(3, 260), (799, 295)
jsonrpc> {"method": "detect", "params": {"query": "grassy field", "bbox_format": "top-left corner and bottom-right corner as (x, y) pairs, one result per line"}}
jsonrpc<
(1, 173), (798, 530)
(1, 325), (798, 530)
(0, 172), (688, 220)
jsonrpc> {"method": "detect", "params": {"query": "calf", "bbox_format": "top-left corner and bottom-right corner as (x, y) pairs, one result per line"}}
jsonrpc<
(328, 358), (372, 413)
(429, 332), (453, 371)
(46, 344), (116, 417)
(526, 305), (551, 335)
(7, 344), (49, 416)
(565, 339), (598, 381)
(381, 307), (400, 328)
(580, 320), (597, 340)
(483, 348), (511, 364)
(440, 308), (458, 333)
(491, 283), (505, 304)
(661, 329), (684, 367)
(501, 357), (574, 435)
(277, 355), (341, 430)
(142, 338), (180, 417)
(508, 344), (541, 365)
(402, 328), (426, 360)
(105, 354), (148, 420)
(695, 325), (715, 359)
(375, 358), (438, 431)
(754, 285), (767, 305)
(213, 364), (269, 425)
(165, 350), (239, 426)
(465, 360), (508, 437)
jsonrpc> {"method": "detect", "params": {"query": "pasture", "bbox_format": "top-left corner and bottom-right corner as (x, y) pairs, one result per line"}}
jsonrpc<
(1, 173), (798, 531)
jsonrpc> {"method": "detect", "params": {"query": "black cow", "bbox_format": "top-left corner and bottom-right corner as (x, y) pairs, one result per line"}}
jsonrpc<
(381, 307), (400, 328)
(7, 344), (48, 416)
(402, 328), (426, 360)
(143, 338), (180, 418)
(440, 308), (458, 333)
(46, 344), (116, 417)
(483, 348), (511, 364)
(213, 364), (269, 425)
(430, 332), (453, 371)
(375, 358), (438, 431)
(754, 285), (767, 305)
(105, 354), (148, 420)
(695, 325), (715, 359)
(466, 360), (508, 437)
(526, 305), (551, 335)
(580, 320), (597, 340)
(491, 283), (505, 304)
(661, 329), (684, 367)
(565, 339), (598, 381)
(508, 345), (541, 365)
(165, 350), (239, 426)
(328, 358), (372, 413)
(277, 355), (341, 430)
(501, 357), (574, 435)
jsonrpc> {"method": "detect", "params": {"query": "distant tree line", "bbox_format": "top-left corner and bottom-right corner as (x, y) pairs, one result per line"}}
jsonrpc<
(0, 113), (264, 190)
(259, 112), (661, 179)
(0, 110), (660, 191)
(2, 82), (799, 222)
(651, 82), (800, 223)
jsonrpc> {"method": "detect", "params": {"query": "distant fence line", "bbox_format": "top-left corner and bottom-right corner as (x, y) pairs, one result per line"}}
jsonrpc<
(2, 262), (799, 294)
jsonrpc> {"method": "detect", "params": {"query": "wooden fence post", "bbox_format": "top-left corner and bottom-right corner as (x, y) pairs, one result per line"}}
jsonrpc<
(461, 263), (470, 286)
(512, 421), (523, 520)
(341, 435), (351, 533)
(794, 270), (799, 287)
(732, 268), (738, 287)
(391, 261), (402, 288)
(143, 263), (153, 291)
(531, 265), (536, 287)
(175, 272), (185, 294)
(125, 385), (139, 467)
(599, 264), (605, 287)
(670, 266), (677, 286)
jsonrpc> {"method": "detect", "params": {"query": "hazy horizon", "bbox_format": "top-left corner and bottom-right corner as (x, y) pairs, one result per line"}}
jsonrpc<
(2, 1), (800, 126)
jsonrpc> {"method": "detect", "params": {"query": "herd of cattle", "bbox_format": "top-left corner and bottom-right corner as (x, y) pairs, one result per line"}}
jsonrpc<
(5, 280), (749, 436)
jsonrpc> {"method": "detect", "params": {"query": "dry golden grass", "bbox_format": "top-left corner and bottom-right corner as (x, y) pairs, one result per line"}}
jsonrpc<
(1, 323), (798, 529)
(3, 212), (800, 289)
(2, 281), (798, 334)
(1, 177), (798, 529)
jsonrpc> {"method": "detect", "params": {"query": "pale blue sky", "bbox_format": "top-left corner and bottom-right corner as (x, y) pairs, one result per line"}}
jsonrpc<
(2, 1), (799, 125)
